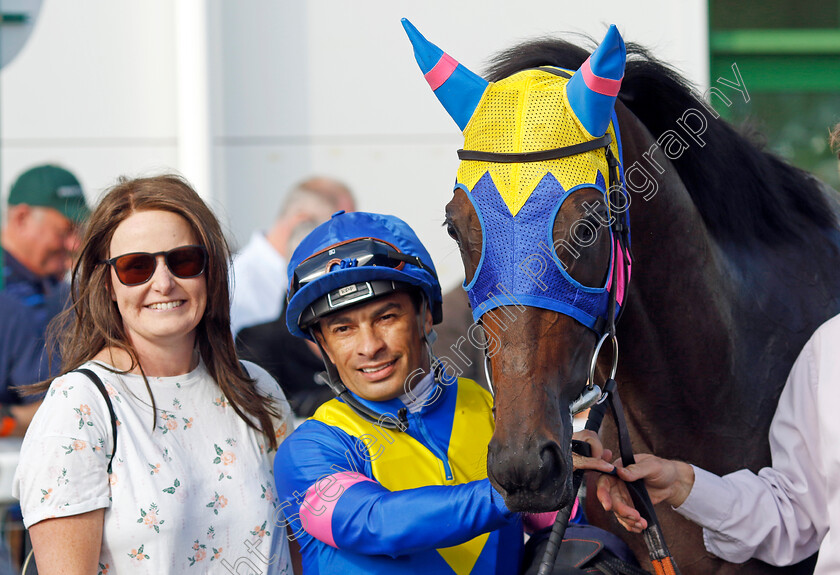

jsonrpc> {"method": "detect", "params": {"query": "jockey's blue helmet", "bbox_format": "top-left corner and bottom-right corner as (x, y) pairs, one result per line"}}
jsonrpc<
(285, 210), (443, 341)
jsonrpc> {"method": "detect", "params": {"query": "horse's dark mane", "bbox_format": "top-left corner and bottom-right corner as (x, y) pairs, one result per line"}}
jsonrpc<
(485, 37), (837, 245)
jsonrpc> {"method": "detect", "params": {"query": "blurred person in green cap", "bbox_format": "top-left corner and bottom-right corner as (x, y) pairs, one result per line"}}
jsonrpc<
(0, 197), (56, 575)
(1, 164), (90, 334)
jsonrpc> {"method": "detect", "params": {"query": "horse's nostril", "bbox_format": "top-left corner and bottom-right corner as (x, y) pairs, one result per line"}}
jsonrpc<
(539, 441), (564, 475)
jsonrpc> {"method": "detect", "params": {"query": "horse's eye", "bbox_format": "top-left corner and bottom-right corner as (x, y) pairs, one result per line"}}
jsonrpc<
(574, 224), (595, 244)
(446, 224), (459, 240)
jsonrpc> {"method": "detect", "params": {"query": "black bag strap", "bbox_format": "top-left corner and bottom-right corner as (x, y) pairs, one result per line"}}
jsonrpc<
(73, 368), (118, 474)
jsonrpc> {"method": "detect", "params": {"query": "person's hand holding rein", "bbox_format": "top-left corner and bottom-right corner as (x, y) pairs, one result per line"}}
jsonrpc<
(595, 454), (696, 533)
(570, 429), (616, 474)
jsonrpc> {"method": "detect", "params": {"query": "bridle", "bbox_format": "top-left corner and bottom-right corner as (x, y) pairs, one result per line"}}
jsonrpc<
(470, 125), (631, 415)
(461, 67), (631, 410)
(463, 114), (681, 574)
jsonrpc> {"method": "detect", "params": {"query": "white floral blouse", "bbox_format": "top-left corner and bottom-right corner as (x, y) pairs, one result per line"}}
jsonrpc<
(13, 359), (294, 574)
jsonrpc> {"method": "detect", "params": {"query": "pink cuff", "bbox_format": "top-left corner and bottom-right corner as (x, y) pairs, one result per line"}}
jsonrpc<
(300, 472), (375, 548)
(523, 510), (558, 534)
(522, 499), (580, 534)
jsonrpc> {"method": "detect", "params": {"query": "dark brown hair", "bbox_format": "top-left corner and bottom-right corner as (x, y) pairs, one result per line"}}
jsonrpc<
(31, 174), (282, 449)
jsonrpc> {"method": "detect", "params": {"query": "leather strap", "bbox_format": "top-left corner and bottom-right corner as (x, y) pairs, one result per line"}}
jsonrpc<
(601, 380), (681, 572)
(74, 368), (118, 474)
(458, 134), (612, 164)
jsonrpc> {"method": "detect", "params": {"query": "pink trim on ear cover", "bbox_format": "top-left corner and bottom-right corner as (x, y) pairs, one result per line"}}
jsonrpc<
(425, 53), (459, 91)
(580, 57), (623, 97)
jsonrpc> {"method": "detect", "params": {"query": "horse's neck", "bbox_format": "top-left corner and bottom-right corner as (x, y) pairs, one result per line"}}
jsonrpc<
(612, 113), (764, 469)
(613, 110), (840, 472)
(617, 111), (732, 375)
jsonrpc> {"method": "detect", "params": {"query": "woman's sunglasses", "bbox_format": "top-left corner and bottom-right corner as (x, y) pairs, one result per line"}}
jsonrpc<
(101, 245), (208, 286)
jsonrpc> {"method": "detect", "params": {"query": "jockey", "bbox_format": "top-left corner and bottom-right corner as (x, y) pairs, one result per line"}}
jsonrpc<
(273, 210), (613, 574)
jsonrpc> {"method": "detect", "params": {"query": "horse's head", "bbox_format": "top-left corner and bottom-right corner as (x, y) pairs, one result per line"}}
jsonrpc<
(404, 20), (631, 511)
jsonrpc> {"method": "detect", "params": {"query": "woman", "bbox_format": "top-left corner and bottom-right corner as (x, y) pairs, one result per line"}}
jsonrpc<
(13, 175), (293, 574)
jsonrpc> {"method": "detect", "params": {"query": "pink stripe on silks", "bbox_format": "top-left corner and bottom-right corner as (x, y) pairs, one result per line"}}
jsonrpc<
(425, 53), (459, 91)
(300, 472), (375, 548)
(580, 57), (623, 97)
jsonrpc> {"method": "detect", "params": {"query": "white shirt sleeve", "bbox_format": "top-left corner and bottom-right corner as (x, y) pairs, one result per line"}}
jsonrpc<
(676, 323), (830, 567)
(229, 232), (288, 336)
(13, 371), (114, 528)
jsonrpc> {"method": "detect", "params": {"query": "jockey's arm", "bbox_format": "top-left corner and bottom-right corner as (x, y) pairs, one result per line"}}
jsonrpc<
(274, 420), (516, 558)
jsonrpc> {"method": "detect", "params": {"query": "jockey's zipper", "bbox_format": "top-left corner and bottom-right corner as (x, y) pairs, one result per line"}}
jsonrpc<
(410, 412), (454, 481)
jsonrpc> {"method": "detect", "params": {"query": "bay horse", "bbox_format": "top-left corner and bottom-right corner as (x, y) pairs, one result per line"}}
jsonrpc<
(403, 20), (840, 575)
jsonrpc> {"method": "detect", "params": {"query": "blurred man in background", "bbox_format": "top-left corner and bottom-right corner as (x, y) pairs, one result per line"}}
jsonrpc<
(2, 164), (89, 334)
(0, 164), (88, 432)
(0, 191), (54, 436)
(230, 176), (355, 336)
(234, 176), (356, 417)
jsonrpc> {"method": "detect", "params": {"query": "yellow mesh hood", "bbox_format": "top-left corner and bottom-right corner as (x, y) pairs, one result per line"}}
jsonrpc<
(456, 69), (620, 216)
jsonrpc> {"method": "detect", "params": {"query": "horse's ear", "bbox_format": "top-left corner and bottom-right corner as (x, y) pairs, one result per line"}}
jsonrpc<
(566, 25), (626, 137)
(402, 18), (488, 132)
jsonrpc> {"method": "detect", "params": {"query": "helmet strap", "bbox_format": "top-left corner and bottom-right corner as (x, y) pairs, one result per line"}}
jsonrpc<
(415, 294), (440, 385)
(309, 330), (347, 395)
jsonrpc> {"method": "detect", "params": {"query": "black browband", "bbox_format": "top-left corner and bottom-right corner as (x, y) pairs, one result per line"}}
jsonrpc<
(457, 134), (611, 164)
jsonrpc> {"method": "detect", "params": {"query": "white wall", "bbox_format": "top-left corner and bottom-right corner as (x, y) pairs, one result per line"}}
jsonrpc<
(1, 0), (708, 293)
(0, 0), (179, 205)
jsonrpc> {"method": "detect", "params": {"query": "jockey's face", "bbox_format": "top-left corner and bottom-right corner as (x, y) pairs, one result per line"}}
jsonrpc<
(315, 291), (432, 402)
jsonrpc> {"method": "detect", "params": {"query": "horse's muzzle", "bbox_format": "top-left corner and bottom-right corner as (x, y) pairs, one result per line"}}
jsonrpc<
(487, 436), (574, 512)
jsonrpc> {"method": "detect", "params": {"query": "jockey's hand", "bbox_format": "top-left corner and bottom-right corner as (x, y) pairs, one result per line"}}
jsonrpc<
(570, 430), (615, 474)
(595, 454), (696, 533)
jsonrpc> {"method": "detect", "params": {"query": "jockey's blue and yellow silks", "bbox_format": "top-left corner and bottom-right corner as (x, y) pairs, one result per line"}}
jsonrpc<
(402, 20), (632, 333)
(274, 377), (523, 574)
